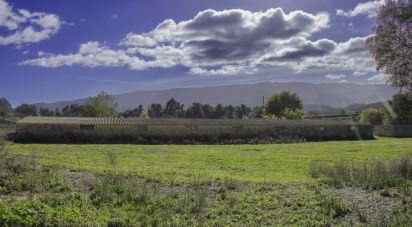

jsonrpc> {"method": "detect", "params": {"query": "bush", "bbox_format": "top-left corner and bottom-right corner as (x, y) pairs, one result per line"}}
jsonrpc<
(359, 108), (384, 125)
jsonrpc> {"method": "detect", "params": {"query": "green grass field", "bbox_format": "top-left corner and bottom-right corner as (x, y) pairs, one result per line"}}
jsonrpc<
(10, 137), (412, 183)
(2, 137), (412, 226)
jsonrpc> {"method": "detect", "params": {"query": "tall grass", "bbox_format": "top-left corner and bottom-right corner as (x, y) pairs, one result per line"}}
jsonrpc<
(309, 153), (412, 189)
(0, 141), (68, 194)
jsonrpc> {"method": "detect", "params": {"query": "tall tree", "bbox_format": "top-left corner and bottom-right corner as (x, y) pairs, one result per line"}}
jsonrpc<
(163, 98), (184, 118)
(185, 103), (204, 118)
(0, 97), (13, 118)
(235, 104), (251, 119)
(384, 91), (412, 125)
(263, 91), (303, 119)
(55, 108), (62, 117)
(39, 108), (54, 116)
(366, 0), (412, 90)
(224, 105), (236, 119)
(149, 104), (163, 118)
(15, 104), (37, 117)
(213, 104), (226, 119)
(81, 92), (117, 117)
(62, 104), (83, 117)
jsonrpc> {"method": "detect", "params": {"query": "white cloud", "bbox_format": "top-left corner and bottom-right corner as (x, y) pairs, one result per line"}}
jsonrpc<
(325, 74), (346, 80)
(368, 74), (387, 82)
(353, 71), (369, 77)
(20, 8), (378, 79)
(21, 41), (149, 70)
(0, 0), (62, 46)
(336, 0), (385, 18)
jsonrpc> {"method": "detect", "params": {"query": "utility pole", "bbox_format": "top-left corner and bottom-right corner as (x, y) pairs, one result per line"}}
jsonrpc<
(262, 96), (265, 106)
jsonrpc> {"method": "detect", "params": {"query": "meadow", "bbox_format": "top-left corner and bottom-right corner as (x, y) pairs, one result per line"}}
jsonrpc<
(1, 137), (412, 226)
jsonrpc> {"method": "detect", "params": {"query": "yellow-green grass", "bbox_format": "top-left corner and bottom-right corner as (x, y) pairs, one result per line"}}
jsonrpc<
(9, 137), (412, 184)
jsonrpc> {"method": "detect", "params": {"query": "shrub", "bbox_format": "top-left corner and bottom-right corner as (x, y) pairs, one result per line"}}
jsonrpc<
(309, 153), (412, 189)
(359, 108), (384, 125)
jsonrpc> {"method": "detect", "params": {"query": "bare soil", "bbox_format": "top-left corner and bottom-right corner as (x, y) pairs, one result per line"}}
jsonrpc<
(330, 187), (400, 226)
(58, 169), (99, 194)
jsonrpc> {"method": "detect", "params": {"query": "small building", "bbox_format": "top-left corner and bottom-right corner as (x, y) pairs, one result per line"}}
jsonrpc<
(15, 117), (374, 143)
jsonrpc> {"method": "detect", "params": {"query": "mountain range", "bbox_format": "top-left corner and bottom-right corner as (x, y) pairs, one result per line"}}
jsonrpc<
(34, 82), (397, 114)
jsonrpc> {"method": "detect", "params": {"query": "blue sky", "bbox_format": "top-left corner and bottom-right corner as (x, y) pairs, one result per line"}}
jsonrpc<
(0, 0), (387, 106)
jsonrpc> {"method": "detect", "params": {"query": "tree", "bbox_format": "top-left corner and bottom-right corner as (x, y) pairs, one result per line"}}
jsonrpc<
(185, 103), (204, 118)
(39, 108), (54, 116)
(213, 104), (226, 119)
(263, 91), (303, 119)
(163, 98), (184, 118)
(62, 104), (83, 117)
(366, 0), (412, 90)
(15, 104), (37, 117)
(149, 104), (163, 118)
(224, 105), (236, 119)
(81, 92), (117, 117)
(55, 108), (62, 117)
(139, 108), (149, 118)
(251, 106), (263, 119)
(201, 104), (215, 118)
(0, 98), (12, 118)
(235, 104), (251, 119)
(359, 108), (384, 125)
(384, 91), (412, 125)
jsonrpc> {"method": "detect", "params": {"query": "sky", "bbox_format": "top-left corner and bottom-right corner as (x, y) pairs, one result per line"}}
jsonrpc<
(0, 0), (388, 106)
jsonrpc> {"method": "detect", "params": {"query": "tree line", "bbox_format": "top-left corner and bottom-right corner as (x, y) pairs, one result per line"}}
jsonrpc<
(0, 91), (305, 120)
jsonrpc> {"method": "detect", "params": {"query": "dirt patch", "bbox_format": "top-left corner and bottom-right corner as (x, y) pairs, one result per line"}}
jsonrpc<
(58, 169), (99, 194)
(329, 187), (400, 225)
(0, 192), (40, 200)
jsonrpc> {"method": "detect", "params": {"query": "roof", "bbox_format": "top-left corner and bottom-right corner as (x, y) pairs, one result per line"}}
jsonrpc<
(17, 117), (362, 126)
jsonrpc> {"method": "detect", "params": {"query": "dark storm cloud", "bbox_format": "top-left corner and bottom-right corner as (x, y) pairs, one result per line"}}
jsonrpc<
(266, 39), (336, 61)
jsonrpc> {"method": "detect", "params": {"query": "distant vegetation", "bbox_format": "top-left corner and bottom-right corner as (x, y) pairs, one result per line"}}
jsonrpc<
(263, 91), (303, 120)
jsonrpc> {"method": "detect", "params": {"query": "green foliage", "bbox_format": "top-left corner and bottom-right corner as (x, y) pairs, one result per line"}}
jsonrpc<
(163, 98), (185, 118)
(359, 108), (384, 125)
(62, 104), (83, 117)
(0, 142), (69, 194)
(264, 91), (303, 119)
(39, 108), (54, 117)
(149, 103), (163, 118)
(81, 91), (117, 117)
(309, 153), (412, 189)
(321, 196), (352, 218)
(0, 98), (13, 118)
(384, 91), (412, 125)
(366, 0), (412, 90)
(15, 104), (37, 117)
(0, 194), (105, 226)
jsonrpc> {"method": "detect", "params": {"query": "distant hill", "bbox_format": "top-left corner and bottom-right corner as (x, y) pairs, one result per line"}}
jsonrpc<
(33, 82), (396, 114)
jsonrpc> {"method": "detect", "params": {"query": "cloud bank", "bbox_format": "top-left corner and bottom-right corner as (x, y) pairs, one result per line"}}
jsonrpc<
(21, 8), (377, 77)
(0, 0), (62, 46)
(336, 0), (385, 18)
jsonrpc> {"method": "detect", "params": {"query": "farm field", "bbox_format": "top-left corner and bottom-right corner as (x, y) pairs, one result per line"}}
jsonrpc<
(9, 137), (412, 183)
(1, 137), (412, 226)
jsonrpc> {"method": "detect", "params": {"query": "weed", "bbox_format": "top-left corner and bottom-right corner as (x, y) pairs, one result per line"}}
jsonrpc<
(309, 153), (412, 189)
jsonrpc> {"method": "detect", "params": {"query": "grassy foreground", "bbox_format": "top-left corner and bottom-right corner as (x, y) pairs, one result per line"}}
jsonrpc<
(9, 137), (412, 183)
(1, 137), (412, 226)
